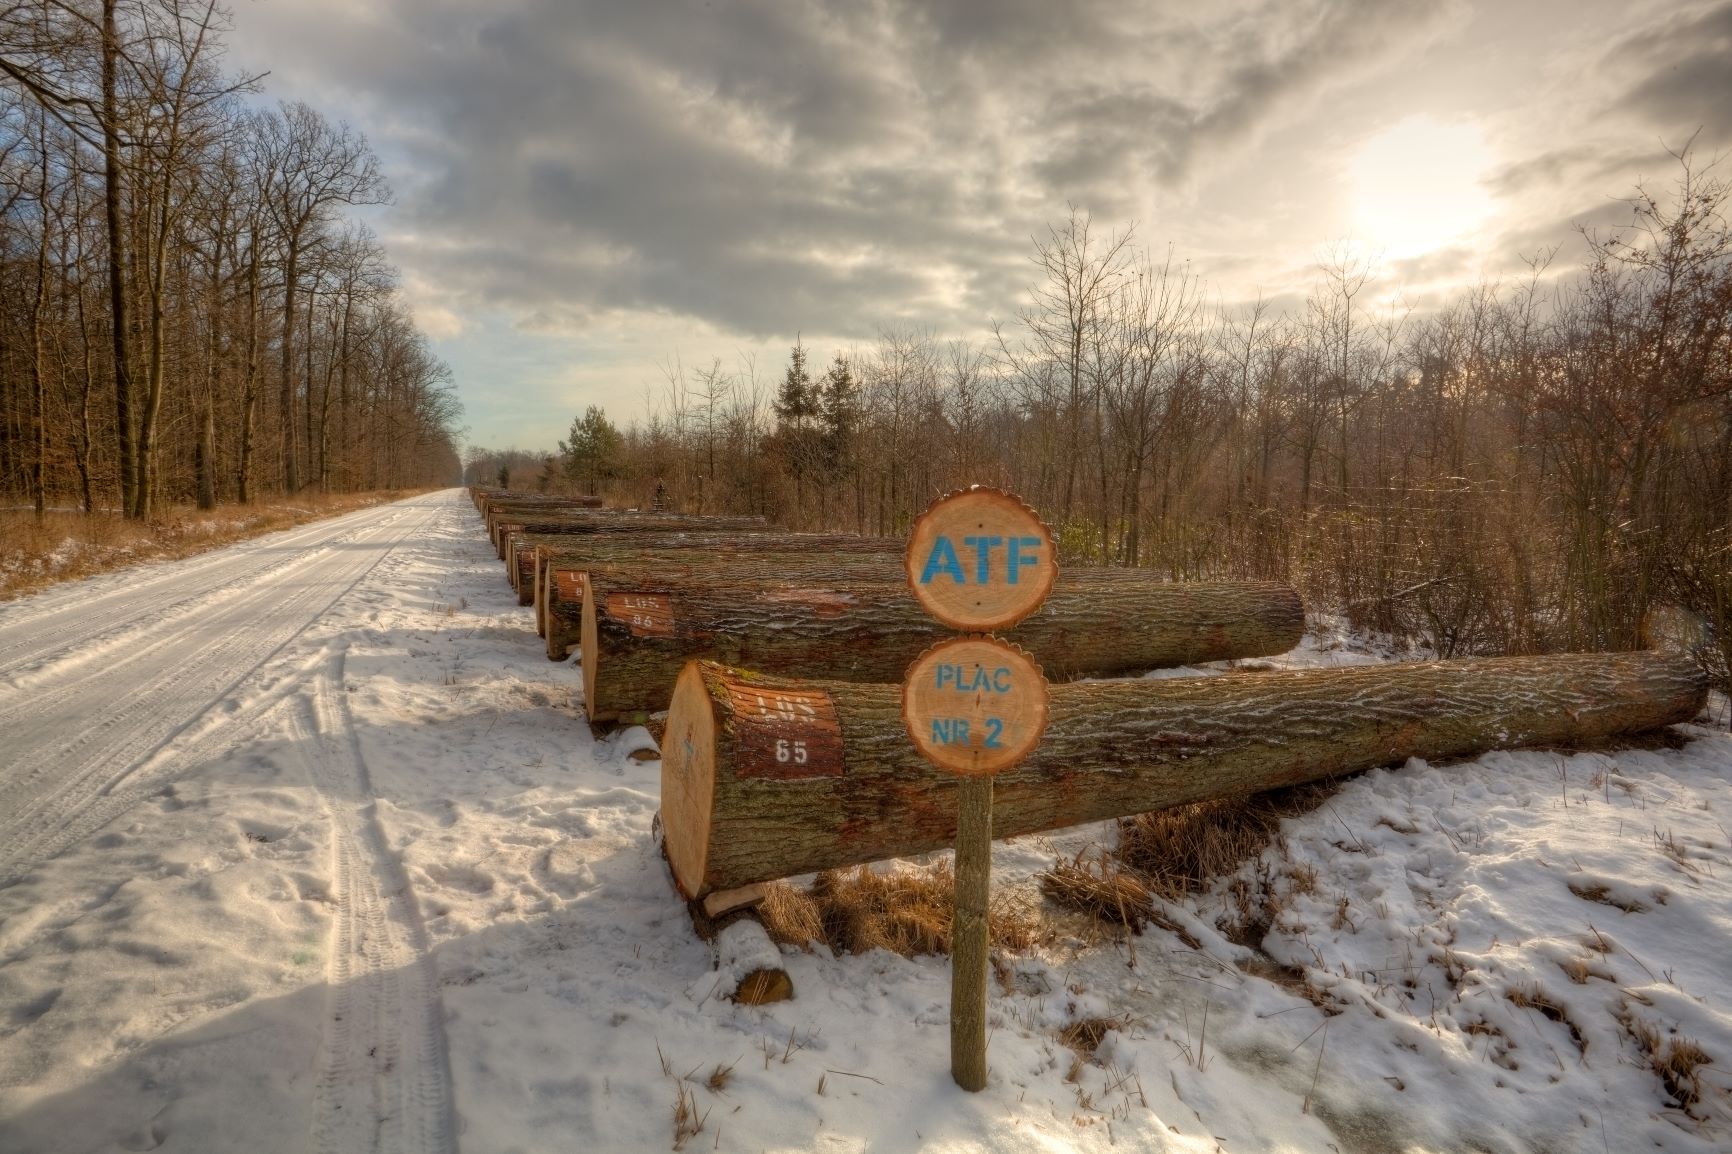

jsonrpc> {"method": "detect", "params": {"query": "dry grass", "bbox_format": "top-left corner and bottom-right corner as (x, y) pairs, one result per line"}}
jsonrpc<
(757, 881), (825, 948)
(1113, 786), (1334, 901)
(1558, 955), (1606, 985)
(1620, 1005), (1715, 1114)
(0, 489), (426, 601)
(1038, 859), (1154, 930)
(1059, 1015), (1131, 1056)
(1506, 983), (1585, 1053)
(1569, 880), (1647, 913)
(670, 1081), (707, 1150)
(755, 864), (1041, 959)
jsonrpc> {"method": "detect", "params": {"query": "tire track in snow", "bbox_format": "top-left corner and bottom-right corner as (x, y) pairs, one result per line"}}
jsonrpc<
(0, 505), (412, 689)
(299, 650), (455, 1154)
(0, 499), (439, 889)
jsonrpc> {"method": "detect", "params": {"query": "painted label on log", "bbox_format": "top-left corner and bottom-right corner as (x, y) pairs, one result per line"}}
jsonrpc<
(905, 488), (1056, 632)
(721, 676), (846, 779)
(555, 570), (585, 603)
(902, 635), (1048, 776)
(605, 592), (675, 637)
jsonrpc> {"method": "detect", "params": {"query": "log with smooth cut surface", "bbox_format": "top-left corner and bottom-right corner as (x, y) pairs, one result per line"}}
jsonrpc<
(658, 651), (1709, 898)
(579, 565), (1305, 722)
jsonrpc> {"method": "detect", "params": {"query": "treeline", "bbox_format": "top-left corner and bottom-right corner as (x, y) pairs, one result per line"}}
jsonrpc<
(0, 0), (461, 520)
(477, 156), (1730, 683)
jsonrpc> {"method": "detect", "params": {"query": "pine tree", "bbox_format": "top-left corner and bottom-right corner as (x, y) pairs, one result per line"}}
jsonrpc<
(559, 405), (623, 495)
(819, 353), (857, 474)
(774, 338), (817, 429)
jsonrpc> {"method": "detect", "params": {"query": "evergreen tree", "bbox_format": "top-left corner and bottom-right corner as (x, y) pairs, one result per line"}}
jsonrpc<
(774, 338), (817, 429)
(559, 405), (623, 495)
(819, 353), (857, 475)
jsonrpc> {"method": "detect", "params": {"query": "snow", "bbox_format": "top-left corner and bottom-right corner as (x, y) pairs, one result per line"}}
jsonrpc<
(0, 488), (1728, 1152)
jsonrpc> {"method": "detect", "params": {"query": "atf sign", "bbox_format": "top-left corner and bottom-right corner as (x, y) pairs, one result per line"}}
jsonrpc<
(904, 488), (1056, 632)
(902, 636), (1048, 776)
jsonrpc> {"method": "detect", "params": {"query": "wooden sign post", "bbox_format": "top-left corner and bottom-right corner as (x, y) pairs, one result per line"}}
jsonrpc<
(902, 487), (1054, 1092)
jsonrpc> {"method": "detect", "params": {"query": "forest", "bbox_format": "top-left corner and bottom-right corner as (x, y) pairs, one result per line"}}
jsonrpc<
(475, 158), (1731, 691)
(0, 0), (462, 523)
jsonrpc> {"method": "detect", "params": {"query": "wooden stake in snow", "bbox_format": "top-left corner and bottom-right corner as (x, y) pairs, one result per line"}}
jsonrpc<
(900, 487), (1055, 1093)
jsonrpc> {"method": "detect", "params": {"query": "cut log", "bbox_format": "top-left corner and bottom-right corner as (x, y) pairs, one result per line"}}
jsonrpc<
(497, 513), (771, 563)
(501, 522), (783, 601)
(473, 490), (595, 520)
(713, 917), (793, 1005)
(513, 527), (886, 608)
(659, 651), (1708, 898)
(580, 564), (1305, 722)
(536, 535), (902, 647)
(483, 501), (688, 554)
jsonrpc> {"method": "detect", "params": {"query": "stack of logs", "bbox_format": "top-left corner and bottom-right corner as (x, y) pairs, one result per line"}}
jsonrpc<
(468, 487), (1710, 1002)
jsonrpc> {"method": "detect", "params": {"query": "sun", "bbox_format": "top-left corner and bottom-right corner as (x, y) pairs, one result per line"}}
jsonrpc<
(1347, 116), (1496, 260)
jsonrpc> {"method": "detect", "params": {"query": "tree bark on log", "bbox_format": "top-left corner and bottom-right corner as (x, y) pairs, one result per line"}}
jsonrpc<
(659, 651), (1708, 898)
(535, 536), (904, 643)
(501, 523), (797, 601)
(512, 527), (890, 604)
(494, 513), (772, 562)
(579, 564), (1305, 722)
(475, 491), (603, 519)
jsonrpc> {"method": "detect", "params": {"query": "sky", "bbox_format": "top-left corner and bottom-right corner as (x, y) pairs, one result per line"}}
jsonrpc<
(221, 0), (1732, 454)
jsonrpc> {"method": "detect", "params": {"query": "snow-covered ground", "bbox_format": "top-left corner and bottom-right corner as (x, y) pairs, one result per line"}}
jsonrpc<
(1, 489), (1728, 1153)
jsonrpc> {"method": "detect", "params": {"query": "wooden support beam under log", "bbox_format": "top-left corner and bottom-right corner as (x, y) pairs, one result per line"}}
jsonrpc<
(658, 650), (1709, 899)
(580, 565), (1306, 722)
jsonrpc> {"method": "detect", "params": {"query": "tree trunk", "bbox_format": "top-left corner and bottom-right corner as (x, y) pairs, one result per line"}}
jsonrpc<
(133, 184), (172, 519)
(579, 563), (1305, 722)
(279, 236), (299, 492)
(487, 509), (767, 559)
(30, 118), (49, 524)
(101, 0), (137, 517)
(509, 524), (884, 600)
(660, 651), (1708, 898)
(74, 281), (95, 514)
(196, 402), (217, 509)
(531, 532), (902, 643)
(238, 242), (259, 503)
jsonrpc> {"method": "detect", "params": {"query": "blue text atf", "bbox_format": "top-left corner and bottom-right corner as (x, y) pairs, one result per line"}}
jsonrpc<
(917, 535), (1044, 585)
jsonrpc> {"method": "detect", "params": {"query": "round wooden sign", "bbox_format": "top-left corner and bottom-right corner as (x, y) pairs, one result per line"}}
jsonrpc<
(905, 488), (1056, 632)
(902, 636), (1049, 776)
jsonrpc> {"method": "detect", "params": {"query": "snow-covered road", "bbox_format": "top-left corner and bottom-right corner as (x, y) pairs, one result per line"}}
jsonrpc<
(2, 489), (1728, 1154)
(0, 492), (466, 1154)
(0, 500), (440, 889)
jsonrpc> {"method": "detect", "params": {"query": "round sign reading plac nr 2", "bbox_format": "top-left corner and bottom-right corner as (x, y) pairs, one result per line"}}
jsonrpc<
(904, 487), (1056, 632)
(902, 635), (1049, 776)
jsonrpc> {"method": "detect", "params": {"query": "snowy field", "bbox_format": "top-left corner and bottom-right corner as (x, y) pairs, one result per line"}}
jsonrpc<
(1, 488), (1728, 1153)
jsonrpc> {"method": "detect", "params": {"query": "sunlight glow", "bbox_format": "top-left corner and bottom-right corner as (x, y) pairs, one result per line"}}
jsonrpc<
(1348, 117), (1496, 260)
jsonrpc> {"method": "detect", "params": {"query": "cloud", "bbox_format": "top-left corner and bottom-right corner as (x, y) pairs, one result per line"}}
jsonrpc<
(1607, 1), (1732, 144)
(230, 0), (1453, 345)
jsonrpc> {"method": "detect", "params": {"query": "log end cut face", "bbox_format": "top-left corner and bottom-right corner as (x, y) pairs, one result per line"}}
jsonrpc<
(663, 662), (718, 898)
